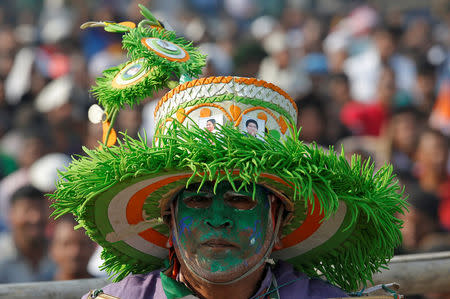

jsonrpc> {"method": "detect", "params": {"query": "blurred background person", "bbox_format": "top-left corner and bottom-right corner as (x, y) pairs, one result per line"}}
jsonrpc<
(0, 185), (55, 283)
(398, 187), (443, 254)
(50, 215), (96, 281)
(381, 107), (424, 176)
(0, 130), (48, 230)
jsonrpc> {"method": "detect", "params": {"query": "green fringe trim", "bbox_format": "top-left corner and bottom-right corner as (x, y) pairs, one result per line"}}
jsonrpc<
(122, 26), (206, 79)
(91, 61), (169, 112)
(50, 122), (407, 291)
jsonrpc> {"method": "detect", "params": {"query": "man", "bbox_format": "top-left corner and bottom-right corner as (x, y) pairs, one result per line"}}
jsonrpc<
(398, 186), (442, 254)
(82, 182), (346, 298)
(245, 119), (258, 137)
(51, 214), (96, 281)
(52, 7), (405, 299)
(0, 185), (55, 283)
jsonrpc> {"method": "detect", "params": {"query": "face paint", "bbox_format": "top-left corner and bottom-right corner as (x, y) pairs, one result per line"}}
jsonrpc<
(173, 181), (274, 282)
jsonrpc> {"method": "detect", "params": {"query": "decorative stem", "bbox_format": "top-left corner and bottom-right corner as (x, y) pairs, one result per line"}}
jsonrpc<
(104, 108), (118, 146)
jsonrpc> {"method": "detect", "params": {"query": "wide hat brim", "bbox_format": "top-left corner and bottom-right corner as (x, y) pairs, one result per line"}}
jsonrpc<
(51, 123), (406, 292)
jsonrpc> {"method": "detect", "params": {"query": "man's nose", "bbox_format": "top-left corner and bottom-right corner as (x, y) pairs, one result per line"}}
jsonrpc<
(27, 209), (45, 224)
(204, 199), (234, 228)
(205, 217), (233, 229)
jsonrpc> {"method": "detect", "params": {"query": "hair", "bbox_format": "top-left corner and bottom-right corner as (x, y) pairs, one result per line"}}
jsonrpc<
(245, 119), (258, 129)
(419, 127), (449, 149)
(10, 185), (44, 206)
(381, 106), (425, 159)
(295, 95), (327, 123)
(330, 72), (349, 85)
(207, 119), (216, 125)
(416, 59), (436, 77)
(372, 25), (398, 39)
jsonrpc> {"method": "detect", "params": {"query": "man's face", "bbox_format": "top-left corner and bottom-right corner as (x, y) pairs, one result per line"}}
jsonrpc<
(205, 121), (215, 132)
(246, 122), (258, 136)
(399, 207), (438, 251)
(51, 221), (96, 277)
(9, 198), (47, 245)
(172, 182), (273, 282)
(416, 133), (448, 173)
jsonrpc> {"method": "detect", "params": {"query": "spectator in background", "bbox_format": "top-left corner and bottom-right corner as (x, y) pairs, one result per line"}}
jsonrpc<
(414, 128), (449, 194)
(401, 18), (432, 61)
(258, 31), (311, 99)
(329, 73), (353, 107)
(0, 130), (48, 228)
(398, 187), (442, 254)
(326, 73), (352, 143)
(414, 60), (438, 115)
(344, 26), (416, 102)
(35, 77), (84, 156)
(0, 185), (55, 283)
(0, 77), (12, 139)
(50, 215), (96, 281)
(381, 107), (424, 176)
(340, 65), (395, 136)
(233, 41), (267, 77)
(296, 97), (330, 146)
(413, 129), (450, 231)
(323, 29), (349, 74)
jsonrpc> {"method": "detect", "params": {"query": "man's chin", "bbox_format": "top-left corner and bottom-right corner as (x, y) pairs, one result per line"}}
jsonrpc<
(25, 233), (46, 246)
(184, 257), (256, 284)
(197, 245), (239, 259)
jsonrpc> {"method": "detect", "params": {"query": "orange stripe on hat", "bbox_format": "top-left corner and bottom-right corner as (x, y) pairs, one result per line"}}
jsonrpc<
(280, 195), (323, 248)
(126, 174), (192, 247)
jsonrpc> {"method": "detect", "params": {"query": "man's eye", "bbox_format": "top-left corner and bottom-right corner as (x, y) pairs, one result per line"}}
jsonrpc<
(226, 196), (257, 210)
(183, 196), (212, 208)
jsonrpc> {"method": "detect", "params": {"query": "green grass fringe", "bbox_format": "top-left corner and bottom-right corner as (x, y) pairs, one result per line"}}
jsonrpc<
(91, 61), (169, 112)
(50, 122), (407, 291)
(122, 27), (206, 78)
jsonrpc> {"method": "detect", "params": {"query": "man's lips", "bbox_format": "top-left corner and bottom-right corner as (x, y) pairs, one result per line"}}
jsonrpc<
(201, 239), (239, 248)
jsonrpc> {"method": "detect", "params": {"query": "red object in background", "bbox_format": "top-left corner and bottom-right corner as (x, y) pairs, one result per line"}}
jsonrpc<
(430, 80), (450, 136)
(340, 101), (388, 136)
(438, 178), (450, 231)
(35, 45), (70, 79)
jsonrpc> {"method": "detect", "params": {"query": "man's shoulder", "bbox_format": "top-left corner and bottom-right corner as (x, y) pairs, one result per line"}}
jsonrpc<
(83, 270), (165, 299)
(273, 261), (348, 298)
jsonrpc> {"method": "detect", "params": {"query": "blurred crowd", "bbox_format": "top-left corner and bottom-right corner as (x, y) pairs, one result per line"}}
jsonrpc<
(0, 0), (449, 297)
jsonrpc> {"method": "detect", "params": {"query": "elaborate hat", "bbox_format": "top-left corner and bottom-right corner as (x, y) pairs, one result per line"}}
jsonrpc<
(51, 6), (406, 292)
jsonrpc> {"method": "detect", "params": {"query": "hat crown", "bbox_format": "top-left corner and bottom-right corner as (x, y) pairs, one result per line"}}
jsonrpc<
(155, 76), (297, 139)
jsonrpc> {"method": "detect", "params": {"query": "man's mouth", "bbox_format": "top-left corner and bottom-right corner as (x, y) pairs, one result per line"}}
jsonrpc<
(201, 239), (238, 248)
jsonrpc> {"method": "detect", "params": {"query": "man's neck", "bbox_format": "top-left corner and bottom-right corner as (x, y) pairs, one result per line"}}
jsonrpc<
(180, 264), (266, 299)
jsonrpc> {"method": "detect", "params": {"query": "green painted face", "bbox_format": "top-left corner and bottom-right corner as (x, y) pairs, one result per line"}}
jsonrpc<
(173, 181), (273, 282)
